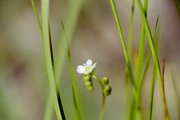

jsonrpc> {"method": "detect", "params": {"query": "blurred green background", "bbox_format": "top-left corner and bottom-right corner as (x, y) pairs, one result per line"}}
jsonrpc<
(0, 0), (180, 120)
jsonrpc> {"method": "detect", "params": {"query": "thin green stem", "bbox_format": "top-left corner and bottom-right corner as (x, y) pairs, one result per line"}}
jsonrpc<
(31, 0), (42, 36)
(109, 2), (139, 120)
(132, 0), (148, 119)
(135, 0), (168, 119)
(109, 0), (137, 90)
(66, 30), (82, 120)
(99, 95), (106, 120)
(124, 71), (132, 120)
(125, 0), (135, 119)
(55, 0), (84, 83)
(93, 75), (107, 120)
(148, 66), (156, 120)
(135, 0), (162, 93)
(127, 0), (135, 60)
(147, 16), (159, 120)
(93, 74), (102, 85)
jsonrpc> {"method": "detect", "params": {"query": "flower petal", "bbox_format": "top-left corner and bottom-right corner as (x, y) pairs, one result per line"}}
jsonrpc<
(86, 59), (92, 66)
(91, 63), (96, 69)
(77, 65), (84, 69)
(76, 65), (85, 74)
(84, 70), (92, 75)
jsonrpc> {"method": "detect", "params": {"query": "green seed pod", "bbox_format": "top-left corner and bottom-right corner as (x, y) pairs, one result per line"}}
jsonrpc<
(83, 75), (90, 82)
(85, 80), (92, 86)
(101, 77), (109, 85)
(83, 75), (93, 91)
(103, 85), (112, 96)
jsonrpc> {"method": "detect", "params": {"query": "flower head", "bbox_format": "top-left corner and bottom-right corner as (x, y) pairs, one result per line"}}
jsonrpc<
(76, 59), (96, 75)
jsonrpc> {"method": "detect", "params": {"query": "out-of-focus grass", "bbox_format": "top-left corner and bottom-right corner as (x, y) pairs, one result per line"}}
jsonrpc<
(0, 0), (180, 120)
(109, 0), (170, 119)
(32, 0), (84, 119)
(40, 0), (62, 119)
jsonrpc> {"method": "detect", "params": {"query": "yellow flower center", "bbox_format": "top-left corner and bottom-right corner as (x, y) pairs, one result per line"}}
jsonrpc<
(85, 66), (91, 72)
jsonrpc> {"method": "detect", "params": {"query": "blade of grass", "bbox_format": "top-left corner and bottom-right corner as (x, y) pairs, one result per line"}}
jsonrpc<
(135, 1), (169, 119)
(148, 65), (156, 120)
(68, 51), (82, 120)
(109, 0), (137, 90)
(124, 0), (135, 119)
(41, 0), (62, 119)
(130, 0), (148, 118)
(31, 0), (42, 36)
(55, 0), (84, 83)
(127, 0), (135, 60)
(44, 27), (66, 120)
(133, 15), (159, 120)
(135, 0), (161, 93)
(109, 2), (140, 120)
(63, 22), (83, 120)
(147, 16), (159, 120)
(44, 0), (84, 119)
(123, 72), (133, 120)
(31, 0), (65, 119)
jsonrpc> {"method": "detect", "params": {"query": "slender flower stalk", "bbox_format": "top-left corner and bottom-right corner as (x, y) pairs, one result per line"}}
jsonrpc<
(77, 59), (112, 120)
(93, 75), (108, 120)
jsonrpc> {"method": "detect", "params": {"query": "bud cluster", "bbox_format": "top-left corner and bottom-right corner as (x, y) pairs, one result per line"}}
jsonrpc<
(100, 77), (112, 96)
(83, 75), (93, 91)
(77, 59), (112, 96)
(83, 75), (112, 96)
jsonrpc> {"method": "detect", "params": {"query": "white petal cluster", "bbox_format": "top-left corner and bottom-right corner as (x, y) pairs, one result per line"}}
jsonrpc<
(76, 59), (96, 75)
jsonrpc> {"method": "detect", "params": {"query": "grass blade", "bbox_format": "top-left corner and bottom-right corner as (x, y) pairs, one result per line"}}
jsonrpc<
(41, 0), (62, 119)
(147, 16), (160, 120)
(135, 0), (169, 119)
(31, 0), (42, 36)
(64, 22), (83, 120)
(31, 0), (63, 119)
(109, 0), (137, 90)
(124, 0), (135, 119)
(131, 0), (148, 118)
(148, 65), (156, 120)
(127, 0), (135, 60)
(44, 24), (66, 120)
(44, 0), (84, 119)
(55, 0), (84, 83)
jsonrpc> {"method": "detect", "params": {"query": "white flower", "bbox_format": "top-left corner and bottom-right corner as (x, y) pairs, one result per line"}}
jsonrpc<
(77, 59), (96, 75)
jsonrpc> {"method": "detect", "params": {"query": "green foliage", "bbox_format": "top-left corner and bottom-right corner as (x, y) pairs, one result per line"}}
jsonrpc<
(109, 0), (170, 119)
(30, 0), (174, 119)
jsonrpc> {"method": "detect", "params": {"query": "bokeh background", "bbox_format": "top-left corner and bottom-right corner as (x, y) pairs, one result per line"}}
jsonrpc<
(0, 0), (180, 120)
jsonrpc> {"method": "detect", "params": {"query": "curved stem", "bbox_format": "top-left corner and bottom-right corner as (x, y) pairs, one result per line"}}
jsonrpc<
(93, 74), (107, 120)
(92, 74), (102, 85)
(99, 95), (106, 120)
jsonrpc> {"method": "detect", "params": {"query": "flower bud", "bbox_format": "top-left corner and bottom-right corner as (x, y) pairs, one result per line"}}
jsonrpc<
(83, 75), (93, 91)
(83, 75), (90, 82)
(103, 85), (112, 96)
(101, 77), (109, 85)
(85, 81), (92, 86)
